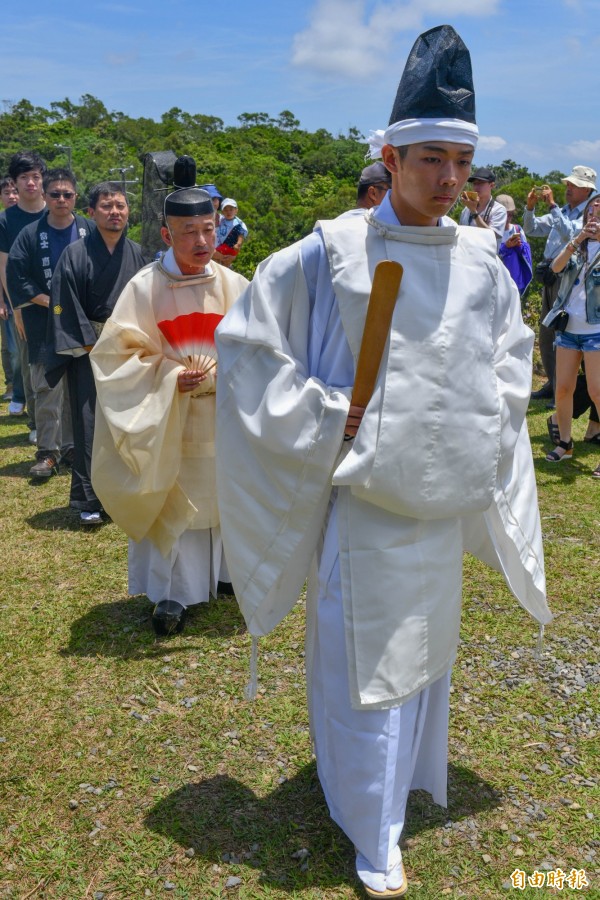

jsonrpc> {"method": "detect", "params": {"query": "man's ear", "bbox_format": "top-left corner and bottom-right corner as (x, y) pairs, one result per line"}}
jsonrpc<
(381, 145), (399, 175)
(367, 185), (379, 206)
(161, 225), (172, 246)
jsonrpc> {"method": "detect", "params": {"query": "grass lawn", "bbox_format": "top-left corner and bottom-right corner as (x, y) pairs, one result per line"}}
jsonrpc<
(0, 376), (598, 899)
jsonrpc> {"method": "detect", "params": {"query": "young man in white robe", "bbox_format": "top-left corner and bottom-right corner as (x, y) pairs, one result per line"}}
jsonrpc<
(215, 25), (551, 898)
(90, 188), (248, 636)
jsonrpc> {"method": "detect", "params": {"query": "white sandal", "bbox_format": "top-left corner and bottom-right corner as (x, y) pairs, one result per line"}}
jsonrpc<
(357, 846), (408, 898)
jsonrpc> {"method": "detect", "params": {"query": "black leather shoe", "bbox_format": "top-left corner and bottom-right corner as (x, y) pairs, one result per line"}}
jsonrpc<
(531, 382), (553, 400)
(152, 599), (187, 636)
(217, 580), (235, 597)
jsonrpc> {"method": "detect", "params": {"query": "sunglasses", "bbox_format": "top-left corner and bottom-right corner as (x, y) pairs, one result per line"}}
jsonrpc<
(48, 190), (75, 199)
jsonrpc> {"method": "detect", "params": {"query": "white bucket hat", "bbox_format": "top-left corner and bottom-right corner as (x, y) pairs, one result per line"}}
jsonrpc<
(562, 166), (596, 190)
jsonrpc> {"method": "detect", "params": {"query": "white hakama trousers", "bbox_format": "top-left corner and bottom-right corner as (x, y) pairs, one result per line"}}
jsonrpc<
(308, 503), (450, 874)
(128, 527), (229, 607)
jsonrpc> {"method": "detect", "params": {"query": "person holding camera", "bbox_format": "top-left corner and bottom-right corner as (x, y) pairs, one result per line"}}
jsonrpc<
(523, 166), (597, 401)
(543, 195), (600, 477)
(459, 167), (506, 248)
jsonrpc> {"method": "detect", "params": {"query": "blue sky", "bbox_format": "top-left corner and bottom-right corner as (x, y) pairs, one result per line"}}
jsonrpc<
(2, 0), (599, 177)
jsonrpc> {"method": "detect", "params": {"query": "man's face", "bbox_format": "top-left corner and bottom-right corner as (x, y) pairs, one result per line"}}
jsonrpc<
(161, 214), (216, 274)
(0, 184), (18, 208)
(45, 180), (77, 222)
(15, 168), (44, 202)
(470, 178), (493, 204)
(565, 181), (592, 209)
(221, 205), (237, 221)
(382, 141), (474, 226)
(89, 192), (129, 235)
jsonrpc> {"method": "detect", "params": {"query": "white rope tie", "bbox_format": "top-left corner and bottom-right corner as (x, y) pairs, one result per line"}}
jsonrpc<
(244, 635), (259, 700)
(534, 623), (545, 660)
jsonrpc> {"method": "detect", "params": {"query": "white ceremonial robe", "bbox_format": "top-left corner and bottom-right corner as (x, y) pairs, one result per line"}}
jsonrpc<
(91, 250), (247, 606)
(216, 196), (550, 702)
(215, 195), (551, 871)
(128, 529), (229, 607)
(311, 498), (451, 872)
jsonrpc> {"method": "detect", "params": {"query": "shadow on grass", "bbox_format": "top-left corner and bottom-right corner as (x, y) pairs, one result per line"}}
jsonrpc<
(532, 452), (598, 484)
(0, 458), (34, 478)
(533, 457), (589, 480)
(26, 505), (86, 532)
(0, 429), (30, 450)
(144, 763), (501, 893)
(61, 594), (246, 660)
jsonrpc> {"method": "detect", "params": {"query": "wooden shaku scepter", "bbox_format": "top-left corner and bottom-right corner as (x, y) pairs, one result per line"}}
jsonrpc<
(344, 260), (404, 439)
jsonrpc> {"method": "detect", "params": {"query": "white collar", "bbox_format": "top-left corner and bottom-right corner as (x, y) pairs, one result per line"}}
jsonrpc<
(163, 246), (213, 277)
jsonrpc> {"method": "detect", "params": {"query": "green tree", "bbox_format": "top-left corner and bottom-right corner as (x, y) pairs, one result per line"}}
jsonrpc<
(488, 159), (539, 187)
(237, 112), (275, 128)
(0, 94), (555, 281)
(543, 169), (566, 183)
(276, 110), (300, 131)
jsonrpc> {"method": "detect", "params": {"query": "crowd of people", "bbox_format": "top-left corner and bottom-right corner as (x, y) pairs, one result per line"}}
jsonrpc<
(0, 21), (595, 897)
(452, 158), (600, 478)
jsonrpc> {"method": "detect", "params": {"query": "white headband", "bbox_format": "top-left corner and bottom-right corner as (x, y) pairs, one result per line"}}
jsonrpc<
(368, 118), (479, 159)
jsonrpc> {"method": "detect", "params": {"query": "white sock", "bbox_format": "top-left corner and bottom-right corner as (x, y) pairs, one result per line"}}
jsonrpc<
(356, 845), (404, 892)
(385, 845), (404, 890)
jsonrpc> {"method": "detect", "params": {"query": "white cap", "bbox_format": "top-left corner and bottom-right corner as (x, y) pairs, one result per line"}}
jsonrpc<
(221, 197), (238, 209)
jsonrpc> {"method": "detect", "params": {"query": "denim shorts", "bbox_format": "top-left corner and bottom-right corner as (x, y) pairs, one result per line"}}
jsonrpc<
(555, 330), (600, 352)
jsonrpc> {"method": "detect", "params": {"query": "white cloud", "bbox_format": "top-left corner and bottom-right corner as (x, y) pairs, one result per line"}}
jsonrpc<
(292, 0), (500, 77)
(477, 135), (507, 152)
(292, 0), (394, 78)
(566, 139), (600, 158)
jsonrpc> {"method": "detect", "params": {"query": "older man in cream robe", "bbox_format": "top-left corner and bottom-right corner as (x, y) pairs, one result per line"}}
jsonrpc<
(216, 26), (551, 899)
(91, 187), (248, 636)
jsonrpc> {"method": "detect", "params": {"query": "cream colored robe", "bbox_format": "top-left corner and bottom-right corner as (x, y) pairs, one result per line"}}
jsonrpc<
(91, 259), (248, 556)
(216, 208), (551, 708)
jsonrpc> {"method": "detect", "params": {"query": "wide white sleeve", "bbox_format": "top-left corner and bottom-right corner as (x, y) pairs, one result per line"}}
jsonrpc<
(215, 241), (351, 635)
(462, 261), (551, 626)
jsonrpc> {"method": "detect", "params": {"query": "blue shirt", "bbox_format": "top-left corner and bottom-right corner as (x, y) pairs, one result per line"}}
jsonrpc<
(48, 219), (79, 271)
(523, 197), (594, 260)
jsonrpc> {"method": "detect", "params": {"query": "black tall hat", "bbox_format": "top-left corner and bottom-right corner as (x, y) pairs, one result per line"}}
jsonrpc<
(388, 24), (475, 125)
(173, 155), (197, 189)
(368, 24), (478, 158)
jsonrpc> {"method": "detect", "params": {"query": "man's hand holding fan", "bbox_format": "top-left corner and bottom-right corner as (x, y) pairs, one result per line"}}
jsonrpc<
(158, 311), (223, 395)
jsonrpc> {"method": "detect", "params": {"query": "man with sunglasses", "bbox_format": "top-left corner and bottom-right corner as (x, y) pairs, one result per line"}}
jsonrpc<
(7, 168), (91, 478)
